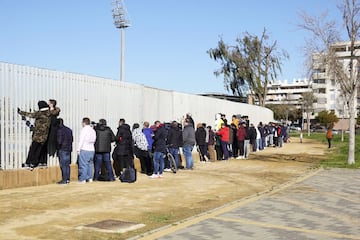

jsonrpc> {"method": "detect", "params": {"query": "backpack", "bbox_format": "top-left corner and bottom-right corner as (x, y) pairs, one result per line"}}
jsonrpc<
(119, 167), (137, 183)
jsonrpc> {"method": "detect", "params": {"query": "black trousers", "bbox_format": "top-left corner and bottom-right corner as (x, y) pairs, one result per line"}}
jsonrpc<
(238, 140), (244, 156)
(25, 141), (45, 166)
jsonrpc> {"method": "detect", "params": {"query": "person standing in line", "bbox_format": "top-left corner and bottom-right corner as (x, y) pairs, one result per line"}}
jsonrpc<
(56, 118), (73, 184)
(216, 123), (229, 160)
(326, 127), (333, 148)
(113, 118), (134, 177)
(195, 123), (207, 162)
(93, 119), (116, 181)
(132, 123), (151, 175)
(142, 121), (154, 175)
(249, 123), (257, 152)
(207, 126), (216, 161)
(236, 122), (247, 159)
(18, 100), (51, 169)
(150, 121), (167, 178)
(182, 120), (196, 169)
(166, 121), (183, 168)
(77, 117), (96, 183)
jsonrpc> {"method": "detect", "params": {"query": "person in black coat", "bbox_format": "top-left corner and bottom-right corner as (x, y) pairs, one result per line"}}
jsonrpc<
(150, 121), (167, 178)
(195, 123), (207, 162)
(166, 121), (183, 168)
(94, 119), (116, 181)
(112, 119), (134, 177)
(248, 123), (257, 152)
(56, 118), (73, 184)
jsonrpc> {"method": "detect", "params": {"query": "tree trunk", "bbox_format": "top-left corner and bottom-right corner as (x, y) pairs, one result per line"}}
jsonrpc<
(348, 96), (356, 164)
(307, 110), (311, 136)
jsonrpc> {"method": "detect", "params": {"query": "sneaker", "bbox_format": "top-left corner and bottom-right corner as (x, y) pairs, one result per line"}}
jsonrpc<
(149, 174), (159, 179)
(158, 174), (164, 178)
(22, 163), (30, 168)
(57, 181), (68, 185)
(86, 179), (93, 183)
(78, 180), (86, 184)
(163, 168), (172, 172)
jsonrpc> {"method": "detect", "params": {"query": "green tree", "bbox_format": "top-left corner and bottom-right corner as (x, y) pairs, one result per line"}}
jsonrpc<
(208, 29), (288, 107)
(316, 110), (339, 128)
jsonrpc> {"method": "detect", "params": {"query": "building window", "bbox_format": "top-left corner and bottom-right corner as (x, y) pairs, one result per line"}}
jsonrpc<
(319, 88), (326, 94)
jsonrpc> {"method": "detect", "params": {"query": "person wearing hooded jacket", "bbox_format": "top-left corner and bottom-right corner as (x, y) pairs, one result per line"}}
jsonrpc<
(18, 100), (51, 169)
(113, 119), (134, 177)
(94, 119), (116, 181)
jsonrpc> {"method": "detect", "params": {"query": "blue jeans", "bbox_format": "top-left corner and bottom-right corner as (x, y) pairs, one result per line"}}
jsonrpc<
(94, 153), (115, 181)
(78, 150), (94, 181)
(244, 140), (250, 158)
(153, 151), (164, 175)
(220, 141), (229, 160)
(169, 147), (179, 167)
(58, 150), (71, 182)
(183, 145), (194, 169)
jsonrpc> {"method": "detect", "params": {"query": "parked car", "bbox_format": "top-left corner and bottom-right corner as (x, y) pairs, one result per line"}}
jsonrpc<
(289, 125), (301, 132)
(311, 126), (327, 133)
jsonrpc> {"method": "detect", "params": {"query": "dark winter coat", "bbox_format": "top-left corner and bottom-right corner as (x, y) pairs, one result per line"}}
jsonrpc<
(167, 126), (183, 148)
(95, 124), (116, 153)
(195, 127), (206, 146)
(153, 124), (167, 153)
(248, 126), (257, 144)
(57, 124), (73, 152)
(208, 129), (215, 145)
(114, 124), (133, 156)
(47, 107), (61, 157)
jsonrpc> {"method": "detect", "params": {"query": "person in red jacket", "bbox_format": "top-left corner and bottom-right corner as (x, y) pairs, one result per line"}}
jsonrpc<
(216, 123), (229, 160)
(236, 122), (247, 159)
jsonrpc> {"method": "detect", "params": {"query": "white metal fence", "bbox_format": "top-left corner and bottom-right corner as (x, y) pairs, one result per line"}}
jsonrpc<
(0, 62), (273, 170)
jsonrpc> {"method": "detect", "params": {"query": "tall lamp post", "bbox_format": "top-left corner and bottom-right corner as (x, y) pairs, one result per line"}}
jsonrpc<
(112, 0), (130, 81)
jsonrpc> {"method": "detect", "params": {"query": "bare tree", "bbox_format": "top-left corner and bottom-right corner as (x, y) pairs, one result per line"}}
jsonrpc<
(299, 0), (360, 164)
(301, 92), (317, 136)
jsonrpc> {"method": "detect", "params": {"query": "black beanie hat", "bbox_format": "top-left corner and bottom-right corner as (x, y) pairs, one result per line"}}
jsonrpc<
(38, 100), (48, 109)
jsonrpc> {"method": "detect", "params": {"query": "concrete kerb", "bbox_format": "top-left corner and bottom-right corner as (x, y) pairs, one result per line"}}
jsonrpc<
(129, 167), (324, 240)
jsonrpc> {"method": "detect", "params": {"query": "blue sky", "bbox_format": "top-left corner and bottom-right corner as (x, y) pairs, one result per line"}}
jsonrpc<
(0, 0), (340, 94)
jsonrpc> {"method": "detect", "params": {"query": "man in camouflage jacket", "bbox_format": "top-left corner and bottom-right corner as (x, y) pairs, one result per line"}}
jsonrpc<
(18, 100), (52, 169)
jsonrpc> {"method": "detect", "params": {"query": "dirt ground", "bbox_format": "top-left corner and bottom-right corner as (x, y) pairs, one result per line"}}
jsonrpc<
(0, 137), (327, 240)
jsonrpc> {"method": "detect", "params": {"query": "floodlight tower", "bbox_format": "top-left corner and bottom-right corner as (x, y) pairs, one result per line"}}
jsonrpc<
(112, 0), (130, 81)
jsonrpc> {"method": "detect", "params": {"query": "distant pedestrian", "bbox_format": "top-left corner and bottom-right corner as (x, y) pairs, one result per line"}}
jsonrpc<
(56, 118), (73, 184)
(326, 127), (332, 148)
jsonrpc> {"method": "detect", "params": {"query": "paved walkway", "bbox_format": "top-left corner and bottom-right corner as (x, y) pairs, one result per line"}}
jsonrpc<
(134, 168), (360, 240)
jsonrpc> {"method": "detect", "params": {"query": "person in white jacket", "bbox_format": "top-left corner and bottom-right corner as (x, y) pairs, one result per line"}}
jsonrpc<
(77, 117), (96, 183)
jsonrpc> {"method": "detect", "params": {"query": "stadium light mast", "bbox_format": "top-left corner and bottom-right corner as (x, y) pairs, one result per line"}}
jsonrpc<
(112, 0), (130, 81)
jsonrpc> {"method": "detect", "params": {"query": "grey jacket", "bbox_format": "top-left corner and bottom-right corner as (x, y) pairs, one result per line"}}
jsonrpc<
(182, 125), (195, 146)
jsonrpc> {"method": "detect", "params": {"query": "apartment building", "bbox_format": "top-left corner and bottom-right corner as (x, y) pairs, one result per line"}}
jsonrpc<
(265, 78), (312, 109)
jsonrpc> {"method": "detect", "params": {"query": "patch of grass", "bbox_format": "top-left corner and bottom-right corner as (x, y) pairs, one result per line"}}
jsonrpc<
(303, 132), (360, 169)
(146, 212), (176, 224)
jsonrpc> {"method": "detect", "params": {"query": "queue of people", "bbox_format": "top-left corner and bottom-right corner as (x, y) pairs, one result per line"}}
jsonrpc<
(18, 102), (289, 185)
